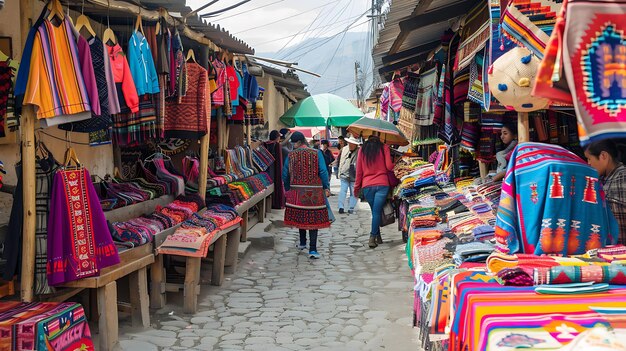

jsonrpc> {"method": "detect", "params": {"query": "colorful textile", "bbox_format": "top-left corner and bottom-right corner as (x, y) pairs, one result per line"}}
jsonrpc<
(107, 43), (139, 113)
(563, 0), (626, 145)
(164, 62), (208, 139)
(59, 36), (112, 133)
(262, 141), (283, 209)
(416, 66), (438, 126)
(24, 14), (91, 119)
(283, 147), (330, 230)
(454, 1), (490, 71)
(0, 302), (93, 351)
(128, 31), (160, 96)
(603, 164), (626, 244)
(389, 77), (405, 114)
(495, 143), (618, 255)
(501, 0), (562, 59)
(47, 168), (120, 285)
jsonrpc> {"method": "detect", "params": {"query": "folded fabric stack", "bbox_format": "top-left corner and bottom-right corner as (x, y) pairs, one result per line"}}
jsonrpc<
(205, 173), (272, 208)
(98, 176), (170, 211)
(110, 194), (204, 246)
(252, 145), (275, 172)
(157, 204), (241, 257)
(0, 302), (94, 351)
(453, 241), (495, 265)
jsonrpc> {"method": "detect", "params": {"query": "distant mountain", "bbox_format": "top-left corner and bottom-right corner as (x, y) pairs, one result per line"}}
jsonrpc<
(258, 31), (374, 99)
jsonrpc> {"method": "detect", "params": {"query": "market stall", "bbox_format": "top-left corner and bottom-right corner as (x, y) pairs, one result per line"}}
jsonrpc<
(0, 0), (277, 349)
(372, 0), (626, 348)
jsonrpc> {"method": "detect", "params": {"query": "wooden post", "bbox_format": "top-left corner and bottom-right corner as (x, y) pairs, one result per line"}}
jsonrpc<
(149, 254), (166, 309)
(183, 257), (201, 314)
(19, 0), (36, 303)
(198, 134), (209, 200)
(129, 267), (150, 328)
(479, 161), (489, 178)
(212, 235), (227, 286)
(97, 281), (119, 351)
(517, 112), (530, 143)
(224, 227), (241, 274)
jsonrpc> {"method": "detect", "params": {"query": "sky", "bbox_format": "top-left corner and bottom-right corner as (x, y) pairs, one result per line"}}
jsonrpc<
(186, 0), (372, 53)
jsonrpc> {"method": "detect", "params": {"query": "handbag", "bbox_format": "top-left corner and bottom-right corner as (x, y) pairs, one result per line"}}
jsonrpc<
(381, 200), (395, 227)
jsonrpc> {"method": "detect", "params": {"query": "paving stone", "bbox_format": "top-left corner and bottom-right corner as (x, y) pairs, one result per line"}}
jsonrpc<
(245, 337), (275, 345)
(222, 333), (247, 340)
(341, 325), (360, 337)
(119, 340), (158, 351)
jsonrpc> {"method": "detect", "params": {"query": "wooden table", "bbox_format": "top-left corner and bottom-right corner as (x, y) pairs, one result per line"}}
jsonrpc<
(59, 244), (154, 351)
(150, 223), (242, 314)
(236, 183), (274, 242)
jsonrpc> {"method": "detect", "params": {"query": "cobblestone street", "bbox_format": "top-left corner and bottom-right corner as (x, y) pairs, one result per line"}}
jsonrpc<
(119, 180), (418, 350)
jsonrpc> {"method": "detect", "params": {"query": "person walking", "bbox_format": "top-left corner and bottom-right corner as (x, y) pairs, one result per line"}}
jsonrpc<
(337, 136), (361, 214)
(320, 139), (335, 178)
(283, 132), (331, 259)
(354, 135), (394, 248)
(334, 136), (346, 179)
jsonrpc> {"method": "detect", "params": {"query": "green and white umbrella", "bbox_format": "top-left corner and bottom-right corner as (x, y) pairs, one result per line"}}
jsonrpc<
(279, 93), (364, 127)
(347, 116), (409, 146)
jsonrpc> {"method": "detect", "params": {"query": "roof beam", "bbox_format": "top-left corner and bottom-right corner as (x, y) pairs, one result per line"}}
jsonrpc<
(398, 1), (477, 33)
(382, 40), (440, 64)
(378, 52), (429, 74)
(388, 0), (435, 55)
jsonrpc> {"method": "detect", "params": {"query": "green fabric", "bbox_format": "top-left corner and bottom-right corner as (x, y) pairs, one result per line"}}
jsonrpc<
(279, 93), (363, 127)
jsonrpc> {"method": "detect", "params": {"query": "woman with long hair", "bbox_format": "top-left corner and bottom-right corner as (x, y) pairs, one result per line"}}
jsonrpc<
(585, 139), (626, 244)
(354, 135), (394, 248)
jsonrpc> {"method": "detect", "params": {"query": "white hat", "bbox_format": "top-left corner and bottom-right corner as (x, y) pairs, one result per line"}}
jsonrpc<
(345, 136), (362, 145)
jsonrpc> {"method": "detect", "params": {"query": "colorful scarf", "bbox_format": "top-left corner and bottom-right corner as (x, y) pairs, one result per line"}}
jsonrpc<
(494, 143), (618, 255)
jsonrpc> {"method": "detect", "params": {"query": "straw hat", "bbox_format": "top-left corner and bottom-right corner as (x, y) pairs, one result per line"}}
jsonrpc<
(345, 136), (362, 145)
(488, 47), (549, 112)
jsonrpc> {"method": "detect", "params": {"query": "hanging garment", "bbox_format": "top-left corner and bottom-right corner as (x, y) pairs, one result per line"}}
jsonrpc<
(501, 0), (562, 59)
(416, 66), (438, 126)
(380, 83), (390, 121)
(113, 94), (157, 146)
(47, 167), (120, 285)
(164, 62), (208, 139)
(495, 143), (618, 255)
(438, 31), (462, 145)
(128, 30), (160, 96)
(107, 43), (139, 113)
(263, 140), (284, 209)
(388, 77), (405, 116)
(22, 10), (91, 119)
(153, 157), (184, 196)
(562, 0), (626, 145)
(101, 38), (121, 115)
(75, 34), (100, 117)
(60, 36), (113, 133)
(399, 72), (420, 141)
(454, 0), (490, 71)
(242, 63), (259, 103)
(170, 31), (186, 101)
(283, 147), (330, 230)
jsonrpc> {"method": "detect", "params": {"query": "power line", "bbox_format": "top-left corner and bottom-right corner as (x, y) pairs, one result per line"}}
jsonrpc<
(254, 14), (363, 48)
(279, 0), (353, 59)
(273, 0), (347, 57)
(208, 0), (286, 21)
(233, 1), (336, 35)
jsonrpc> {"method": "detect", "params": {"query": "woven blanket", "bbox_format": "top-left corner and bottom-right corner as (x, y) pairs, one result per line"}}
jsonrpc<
(455, 1), (491, 71)
(415, 66), (438, 126)
(495, 143), (618, 255)
(501, 0), (562, 59)
(563, 0), (626, 145)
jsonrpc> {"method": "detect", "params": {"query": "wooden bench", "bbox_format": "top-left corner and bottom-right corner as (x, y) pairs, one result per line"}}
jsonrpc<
(59, 243), (154, 351)
(236, 183), (274, 242)
(150, 222), (241, 314)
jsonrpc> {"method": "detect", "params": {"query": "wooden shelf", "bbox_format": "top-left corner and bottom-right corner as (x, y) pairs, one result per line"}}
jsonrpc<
(104, 195), (175, 223)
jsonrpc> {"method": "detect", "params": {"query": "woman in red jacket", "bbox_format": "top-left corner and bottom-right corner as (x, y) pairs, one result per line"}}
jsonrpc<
(354, 135), (394, 248)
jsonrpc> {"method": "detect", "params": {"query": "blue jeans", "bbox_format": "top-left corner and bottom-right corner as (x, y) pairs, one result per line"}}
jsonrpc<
(325, 196), (335, 223)
(338, 178), (357, 210)
(362, 186), (389, 237)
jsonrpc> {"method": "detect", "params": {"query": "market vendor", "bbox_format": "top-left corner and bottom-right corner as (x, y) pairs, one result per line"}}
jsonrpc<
(584, 139), (626, 244)
(491, 123), (518, 182)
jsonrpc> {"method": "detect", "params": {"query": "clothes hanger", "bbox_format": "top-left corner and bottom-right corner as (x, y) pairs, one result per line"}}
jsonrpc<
(75, 0), (96, 38)
(63, 131), (82, 169)
(46, 0), (64, 22)
(103, 0), (117, 45)
(186, 49), (197, 63)
(134, 8), (144, 35)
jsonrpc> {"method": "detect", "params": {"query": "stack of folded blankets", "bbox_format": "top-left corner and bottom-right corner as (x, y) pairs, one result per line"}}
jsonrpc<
(110, 194), (205, 246)
(206, 173), (272, 208)
(157, 204), (242, 257)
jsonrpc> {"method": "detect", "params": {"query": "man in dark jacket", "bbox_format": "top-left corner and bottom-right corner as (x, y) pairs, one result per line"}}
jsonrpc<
(320, 139), (335, 178)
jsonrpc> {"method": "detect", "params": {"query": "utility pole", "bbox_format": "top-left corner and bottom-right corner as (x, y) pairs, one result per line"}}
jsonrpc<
(355, 61), (365, 110)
